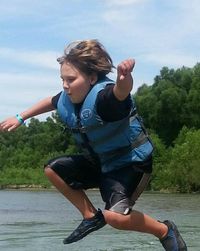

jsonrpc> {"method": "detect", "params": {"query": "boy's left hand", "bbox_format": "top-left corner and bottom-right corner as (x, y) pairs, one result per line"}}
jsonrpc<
(117, 59), (135, 81)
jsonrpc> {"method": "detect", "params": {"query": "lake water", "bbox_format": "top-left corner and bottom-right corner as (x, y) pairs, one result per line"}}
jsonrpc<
(0, 190), (199, 251)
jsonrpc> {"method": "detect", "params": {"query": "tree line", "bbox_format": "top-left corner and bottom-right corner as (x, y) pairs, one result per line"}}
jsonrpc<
(0, 63), (200, 192)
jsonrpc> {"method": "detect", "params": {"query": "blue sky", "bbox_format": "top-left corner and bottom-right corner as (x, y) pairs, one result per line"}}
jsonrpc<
(0, 0), (200, 121)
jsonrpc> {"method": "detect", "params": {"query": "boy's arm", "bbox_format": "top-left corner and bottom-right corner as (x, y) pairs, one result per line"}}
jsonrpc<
(0, 96), (55, 132)
(113, 59), (135, 101)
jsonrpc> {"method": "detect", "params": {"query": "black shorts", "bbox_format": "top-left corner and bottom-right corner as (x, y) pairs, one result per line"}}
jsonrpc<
(45, 154), (152, 215)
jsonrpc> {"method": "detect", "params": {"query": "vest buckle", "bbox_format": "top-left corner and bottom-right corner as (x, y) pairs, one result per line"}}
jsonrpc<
(70, 126), (87, 133)
(79, 126), (87, 133)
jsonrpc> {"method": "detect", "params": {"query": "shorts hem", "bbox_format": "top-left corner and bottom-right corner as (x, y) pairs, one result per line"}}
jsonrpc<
(108, 198), (131, 215)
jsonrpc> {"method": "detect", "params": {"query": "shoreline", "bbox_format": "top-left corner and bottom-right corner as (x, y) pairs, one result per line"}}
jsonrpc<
(0, 184), (100, 192)
(1, 185), (199, 194)
(0, 184), (54, 191)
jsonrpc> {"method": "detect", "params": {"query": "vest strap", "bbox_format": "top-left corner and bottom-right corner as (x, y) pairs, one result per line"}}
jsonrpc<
(100, 131), (149, 165)
(131, 130), (148, 149)
(89, 109), (138, 147)
(90, 119), (129, 146)
(69, 122), (106, 134)
(129, 172), (151, 206)
(69, 126), (87, 134)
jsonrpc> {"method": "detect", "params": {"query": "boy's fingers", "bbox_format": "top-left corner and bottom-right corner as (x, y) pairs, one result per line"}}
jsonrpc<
(118, 59), (135, 73)
(117, 59), (135, 81)
(119, 75), (125, 81)
(8, 125), (17, 131)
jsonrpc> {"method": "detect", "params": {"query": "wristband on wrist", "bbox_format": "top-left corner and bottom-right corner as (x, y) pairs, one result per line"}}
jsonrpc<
(16, 114), (25, 125)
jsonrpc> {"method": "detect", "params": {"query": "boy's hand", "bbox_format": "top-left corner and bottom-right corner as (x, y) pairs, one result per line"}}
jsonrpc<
(117, 59), (135, 81)
(114, 59), (135, 101)
(0, 117), (21, 132)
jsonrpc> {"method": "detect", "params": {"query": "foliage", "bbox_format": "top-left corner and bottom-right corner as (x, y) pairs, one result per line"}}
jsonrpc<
(134, 64), (200, 192)
(135, 63), (200, 146)
(167, 128), (200, 192)
(0, 112), (77, 187)
(0, 167), (50, 187)
(151, 128), (200, 192)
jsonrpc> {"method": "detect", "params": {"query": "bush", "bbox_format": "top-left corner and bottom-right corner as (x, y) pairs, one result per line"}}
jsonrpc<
(151, 128), (200, 192)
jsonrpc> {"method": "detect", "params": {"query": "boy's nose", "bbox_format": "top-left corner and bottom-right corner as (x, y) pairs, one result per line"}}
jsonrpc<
(63, 82), (69, 89)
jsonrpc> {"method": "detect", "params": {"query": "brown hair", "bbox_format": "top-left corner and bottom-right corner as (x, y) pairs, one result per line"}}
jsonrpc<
(57, 39), (115, 80)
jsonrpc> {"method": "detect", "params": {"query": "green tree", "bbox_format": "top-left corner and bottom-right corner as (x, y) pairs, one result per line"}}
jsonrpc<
(151, 128), (200, 192)
(0, 112), (76, 186)
(182, 63), (200, 128)
(135, 64), (199, 145)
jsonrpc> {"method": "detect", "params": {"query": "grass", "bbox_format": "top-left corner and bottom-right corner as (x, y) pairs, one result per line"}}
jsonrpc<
(0, 167), (51, 188)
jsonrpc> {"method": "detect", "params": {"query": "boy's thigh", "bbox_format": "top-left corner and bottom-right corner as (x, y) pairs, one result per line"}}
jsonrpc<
(45, 154), (101, 189)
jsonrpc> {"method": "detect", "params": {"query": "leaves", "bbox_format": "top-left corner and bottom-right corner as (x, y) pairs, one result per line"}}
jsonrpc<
(0, 112), (76, 186)
(135, 63), (200, 146)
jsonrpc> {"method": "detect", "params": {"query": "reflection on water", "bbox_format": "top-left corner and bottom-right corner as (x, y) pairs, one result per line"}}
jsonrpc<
(0, 190), (199, 251)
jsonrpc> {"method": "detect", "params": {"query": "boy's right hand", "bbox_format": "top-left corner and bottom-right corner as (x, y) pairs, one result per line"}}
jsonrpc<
(117, 59), (135, 81)
(0, 117), (22, 132)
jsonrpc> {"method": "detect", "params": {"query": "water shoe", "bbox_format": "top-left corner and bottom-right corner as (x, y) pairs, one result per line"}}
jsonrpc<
(160, 220), (187, 251)
(63, 209), (106, 244)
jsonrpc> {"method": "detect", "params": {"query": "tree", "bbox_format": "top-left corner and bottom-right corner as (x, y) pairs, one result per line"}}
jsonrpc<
(135, 64), (199, 145)
(0, 112), (76, 186)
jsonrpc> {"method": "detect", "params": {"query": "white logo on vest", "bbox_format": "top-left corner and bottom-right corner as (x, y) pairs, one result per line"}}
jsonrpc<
(81, 109), (92, 120)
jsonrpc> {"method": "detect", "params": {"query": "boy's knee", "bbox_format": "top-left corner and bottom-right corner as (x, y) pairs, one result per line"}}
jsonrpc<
(103, 210), (123, 228)
(104, 210), (133, 230)
(44, 165), (54, 177)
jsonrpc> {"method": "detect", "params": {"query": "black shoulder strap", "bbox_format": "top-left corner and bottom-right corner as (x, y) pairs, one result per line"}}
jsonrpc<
(74, 106), (99, 161)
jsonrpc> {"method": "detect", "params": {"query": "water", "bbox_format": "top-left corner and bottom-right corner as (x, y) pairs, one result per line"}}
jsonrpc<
(0, 190), (199, 251)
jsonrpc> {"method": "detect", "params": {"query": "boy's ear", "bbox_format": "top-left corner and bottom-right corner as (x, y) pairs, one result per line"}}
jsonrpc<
(90, 73), (98, 85)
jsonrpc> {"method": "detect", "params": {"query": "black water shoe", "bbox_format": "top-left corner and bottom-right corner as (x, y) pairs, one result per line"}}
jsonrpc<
(63, 209), (106, 244)
(160, 220), (187, 251)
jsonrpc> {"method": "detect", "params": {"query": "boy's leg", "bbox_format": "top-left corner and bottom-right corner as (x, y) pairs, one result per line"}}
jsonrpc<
(104, 210), (187, 250)
(44, 155), (106, 244)
(100, 163), (187, 250)
(104, 209), (168, 238)
(100, 163), (166, 236)
(44, 167), (97, 218)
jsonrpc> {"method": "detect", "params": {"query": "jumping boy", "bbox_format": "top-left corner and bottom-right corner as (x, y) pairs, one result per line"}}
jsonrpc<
(0, 40), (187, 250)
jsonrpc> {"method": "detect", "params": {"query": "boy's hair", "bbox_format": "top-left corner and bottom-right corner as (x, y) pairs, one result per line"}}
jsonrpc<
(57, 39), (115, 80)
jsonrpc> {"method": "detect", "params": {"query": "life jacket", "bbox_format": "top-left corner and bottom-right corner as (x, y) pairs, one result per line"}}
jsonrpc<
(57, 77), (153, 173)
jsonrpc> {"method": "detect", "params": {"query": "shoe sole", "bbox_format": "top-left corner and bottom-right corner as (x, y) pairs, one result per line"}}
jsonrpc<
(63, 223), (105, 244)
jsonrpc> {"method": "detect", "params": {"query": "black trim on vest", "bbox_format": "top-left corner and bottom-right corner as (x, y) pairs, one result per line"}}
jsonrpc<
(74, 105), (100, 163)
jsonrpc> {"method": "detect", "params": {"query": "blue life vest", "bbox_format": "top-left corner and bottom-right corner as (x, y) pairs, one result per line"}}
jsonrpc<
(57, 77), (153, 173)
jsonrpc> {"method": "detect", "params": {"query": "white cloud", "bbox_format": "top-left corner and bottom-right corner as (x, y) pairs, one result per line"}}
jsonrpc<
(101, 0), (200, 71)
(0, 72), (61, 121)
(0, 47), (59, 70)
(105, 0), (147, 7)
(0, 72), (60, 91)
(143, 52), (199, 69)
(0, 0), (63, 19)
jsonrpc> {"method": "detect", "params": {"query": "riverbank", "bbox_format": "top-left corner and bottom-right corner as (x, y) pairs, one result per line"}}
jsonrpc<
(1, 184), (199, 194)
(0, 184), (101, 192)
(0, 184), (53, 190)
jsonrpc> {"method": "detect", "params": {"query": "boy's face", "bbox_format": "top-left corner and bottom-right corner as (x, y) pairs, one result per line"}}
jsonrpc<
(60, 61), (95, 104)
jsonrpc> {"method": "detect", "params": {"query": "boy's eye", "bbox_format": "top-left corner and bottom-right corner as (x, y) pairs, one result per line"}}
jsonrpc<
(66, 78), (76, 85)
(67, 78), (74, 82)
(61, 78), (74, 84)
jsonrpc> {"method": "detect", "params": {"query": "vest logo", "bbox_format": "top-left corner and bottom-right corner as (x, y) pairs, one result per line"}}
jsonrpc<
(81, 109), (92, 120)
